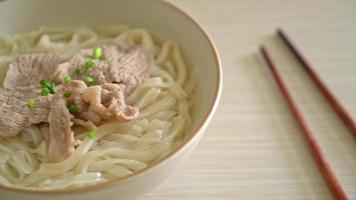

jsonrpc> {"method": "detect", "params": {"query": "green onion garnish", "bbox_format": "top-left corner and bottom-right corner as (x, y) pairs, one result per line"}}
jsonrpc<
(86, 130), (97, 138)
(40, 79), (52, 89)
(27, 98), (36, 108)
(92, 47), (103, 59)
(68, 104), (78, 113)
(39, 79), (47, 86)
(40, 80), (55, 94)
(41, 87), (50, 96)
(85, 59), (95, 69)
(75, 69), (83, 77)
(63, 91), (72, 99)
(64, 75), (72, 84)
(84, 76), (96, 86)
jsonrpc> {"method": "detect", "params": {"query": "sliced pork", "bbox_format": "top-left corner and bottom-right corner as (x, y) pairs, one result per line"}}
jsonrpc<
(101, 83), (139, 121)
(52, 45), (150, 94)
(47, 95), (75, 163)
(3, 53), (61, 89)
(80, 83), (138, 122)
(0, 87), (51, 137)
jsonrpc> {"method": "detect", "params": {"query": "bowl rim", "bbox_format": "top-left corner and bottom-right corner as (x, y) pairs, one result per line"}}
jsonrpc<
(0, 0), (222, 194)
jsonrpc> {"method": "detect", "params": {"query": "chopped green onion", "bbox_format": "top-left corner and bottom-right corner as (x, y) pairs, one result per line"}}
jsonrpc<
(40, 80), (55, 94)
(63, 91), (72, 98)
(41, 87), (50, 96)
(85, 59), (95, 69)
(86, 130), (97, 138)
(75, 69), (83, 77)
(27, 98), (36, 108)
(92, 47), (103, 59)
(40, 79), (51, 89)
(84, 76), (96, 86)
(64, 75), (72, 84)
(68, 104), (78, 113)
(39, 79), (47, 86)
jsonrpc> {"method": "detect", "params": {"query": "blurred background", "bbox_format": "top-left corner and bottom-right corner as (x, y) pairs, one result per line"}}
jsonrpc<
(142, 1), (356, 200)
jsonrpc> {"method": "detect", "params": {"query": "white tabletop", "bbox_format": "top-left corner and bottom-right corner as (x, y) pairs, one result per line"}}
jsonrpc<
(141, 1), (356, 199)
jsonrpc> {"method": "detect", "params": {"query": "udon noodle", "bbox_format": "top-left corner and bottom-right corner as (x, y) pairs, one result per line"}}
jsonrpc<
(0, 25), (194, 189)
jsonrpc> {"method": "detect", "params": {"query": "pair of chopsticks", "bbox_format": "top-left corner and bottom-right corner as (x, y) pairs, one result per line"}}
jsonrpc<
(260, 29), (353, 200)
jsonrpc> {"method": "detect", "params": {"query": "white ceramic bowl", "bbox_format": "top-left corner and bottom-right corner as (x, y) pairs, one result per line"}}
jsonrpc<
(0, 0), (222, 199)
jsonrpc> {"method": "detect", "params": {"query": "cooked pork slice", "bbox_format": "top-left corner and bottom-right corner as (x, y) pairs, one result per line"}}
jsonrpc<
(55, 80), (87, 96)
(3, 53), (61, 89)
(54, 80), (138, 126)
(104, 45), (149, 94)
(80, 83), (138, 122)
(0, 87), (51, 137)
(47, 95), (75, 163)
(102, 84), (139, 121)
(78, 110), (103, 124)
(55, 80), (88, 112)
(52, 45), (150, 95)
(81, 86), (110, 117)
(71, 118), (96, 130)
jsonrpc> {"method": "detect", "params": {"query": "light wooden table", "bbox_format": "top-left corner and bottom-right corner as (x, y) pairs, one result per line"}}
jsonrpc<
(142, 1), (356, 199)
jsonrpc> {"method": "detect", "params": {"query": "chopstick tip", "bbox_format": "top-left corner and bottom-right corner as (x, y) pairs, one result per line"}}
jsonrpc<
(259, 45), (267, 54)
(276, 28), (285, 38)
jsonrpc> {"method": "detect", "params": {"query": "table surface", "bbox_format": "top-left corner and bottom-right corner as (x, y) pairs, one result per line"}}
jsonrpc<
(141, 1), (356, 199)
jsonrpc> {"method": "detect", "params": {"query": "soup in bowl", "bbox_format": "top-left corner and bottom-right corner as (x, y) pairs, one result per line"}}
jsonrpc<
(0, 0), (222, 199)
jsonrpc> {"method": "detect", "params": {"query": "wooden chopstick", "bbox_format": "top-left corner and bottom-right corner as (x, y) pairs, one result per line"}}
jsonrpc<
(260, 46), (349, 200)
(277, 28), (356, 139)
